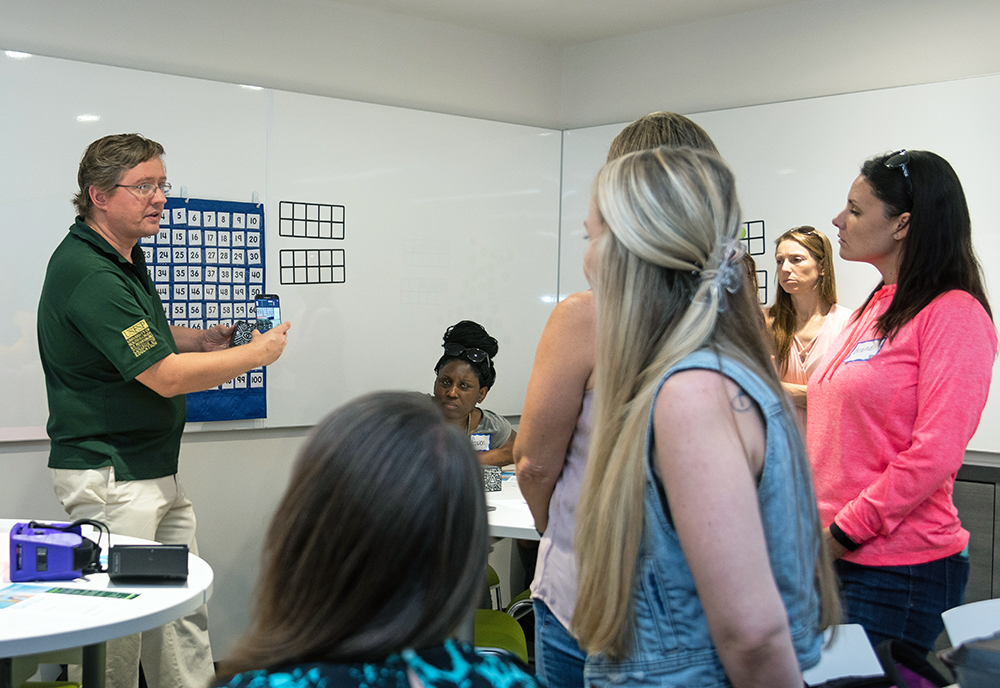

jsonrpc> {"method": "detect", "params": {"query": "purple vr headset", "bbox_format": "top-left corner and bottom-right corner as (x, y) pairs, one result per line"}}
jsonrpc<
(9, 520), (108, 582)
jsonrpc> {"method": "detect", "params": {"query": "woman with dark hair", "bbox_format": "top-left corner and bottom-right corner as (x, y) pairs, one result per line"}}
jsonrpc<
(809, 150), (997, 653)
(214, 391), (540, 688)
(766, 226), (851, 431)
(433, 320), (516, 466)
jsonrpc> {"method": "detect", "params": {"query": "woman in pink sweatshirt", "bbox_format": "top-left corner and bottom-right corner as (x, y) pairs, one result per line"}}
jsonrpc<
(807, 149), (997, 653)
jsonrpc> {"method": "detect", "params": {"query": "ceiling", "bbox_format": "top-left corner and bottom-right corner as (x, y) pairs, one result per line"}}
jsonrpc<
(326, 0), (811, 46)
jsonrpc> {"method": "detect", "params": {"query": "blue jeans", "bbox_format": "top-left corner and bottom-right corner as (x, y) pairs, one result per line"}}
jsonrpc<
(534, 599), (586, 688)
(836, 550), (969, 654)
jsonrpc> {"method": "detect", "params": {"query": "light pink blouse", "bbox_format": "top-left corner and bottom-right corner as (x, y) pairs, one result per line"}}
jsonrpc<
(781, 303), (853, 432)
(530, 389), (593, 631)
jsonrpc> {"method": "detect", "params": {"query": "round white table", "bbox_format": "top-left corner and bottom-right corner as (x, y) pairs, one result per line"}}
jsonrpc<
(486, 473), (539, 541)
(0, 519), (213, 688)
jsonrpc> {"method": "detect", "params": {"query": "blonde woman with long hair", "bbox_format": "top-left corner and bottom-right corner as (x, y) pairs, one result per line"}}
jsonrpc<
(573, 147), (839, 688)
(515, 112), (720, 688)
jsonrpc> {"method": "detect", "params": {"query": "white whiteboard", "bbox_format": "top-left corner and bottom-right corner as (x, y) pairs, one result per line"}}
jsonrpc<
(0, 54), (269, 438)
(560, 73), (1000, 452)
(0, 52), (560, 437)
(263, 91), (560, 428)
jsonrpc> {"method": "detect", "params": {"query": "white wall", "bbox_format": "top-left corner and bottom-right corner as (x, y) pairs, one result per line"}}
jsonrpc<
(4, 0), (1000, 660)
(562, 0), (1000, 129)
(173, 430), (309, 658)
(0, 0), (564, 128)
(6, 0), (998, 131)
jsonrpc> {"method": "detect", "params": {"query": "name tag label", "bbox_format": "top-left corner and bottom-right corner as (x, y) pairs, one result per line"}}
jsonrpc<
(845, 338), (886, 363)
(471, 434), (491, 451)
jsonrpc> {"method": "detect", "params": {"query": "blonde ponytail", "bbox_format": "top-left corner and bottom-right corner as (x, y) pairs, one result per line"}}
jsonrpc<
(573, 147), (839, 658)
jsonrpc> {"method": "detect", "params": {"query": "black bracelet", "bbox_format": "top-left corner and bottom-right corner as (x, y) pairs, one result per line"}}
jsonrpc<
(829, 521), (862, 552)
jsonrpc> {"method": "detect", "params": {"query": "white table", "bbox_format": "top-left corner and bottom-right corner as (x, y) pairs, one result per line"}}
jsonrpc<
(802, 624), (883, 686)
(0, 519), (213, 688)
(486, 473), (539, 541)
(942, 597), (1000, 647)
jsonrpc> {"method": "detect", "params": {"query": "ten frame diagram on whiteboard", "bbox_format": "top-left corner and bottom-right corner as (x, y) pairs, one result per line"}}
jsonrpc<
(143, 198), (268, 422)
(278, 201), (346, 285)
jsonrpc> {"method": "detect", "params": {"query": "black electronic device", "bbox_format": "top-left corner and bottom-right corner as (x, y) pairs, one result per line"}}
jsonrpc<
(230, 320), (256, 347)
(254, 293), (280, 333)
(108, 544), (189, 583)
(230, 294), (280, 346)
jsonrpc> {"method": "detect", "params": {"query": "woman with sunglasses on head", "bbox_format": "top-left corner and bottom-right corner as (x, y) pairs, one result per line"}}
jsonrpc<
(573, 147), (838, 688)
(766, 226), (852, 433)
(808, 150), (996, 653)
(213, 391), (541, 688)
(433, 320), (516, 467)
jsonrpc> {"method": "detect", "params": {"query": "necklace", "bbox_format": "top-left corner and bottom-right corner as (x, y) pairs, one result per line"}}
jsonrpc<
(466, 412), (472, 434)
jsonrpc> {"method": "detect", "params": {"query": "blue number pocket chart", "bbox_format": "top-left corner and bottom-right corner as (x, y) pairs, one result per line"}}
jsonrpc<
(142, 198), (267, 422)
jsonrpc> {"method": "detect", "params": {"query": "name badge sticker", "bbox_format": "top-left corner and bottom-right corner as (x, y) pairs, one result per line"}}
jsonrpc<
(471, 434), (491, 451)
(844, 338), (886, 363)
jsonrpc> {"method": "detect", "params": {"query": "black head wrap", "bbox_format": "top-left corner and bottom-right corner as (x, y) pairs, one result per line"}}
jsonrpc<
(434, 320), (498, 389)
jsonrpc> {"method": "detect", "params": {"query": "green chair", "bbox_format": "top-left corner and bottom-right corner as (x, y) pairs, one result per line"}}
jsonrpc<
(485, 564), (503, 610)
(506, 588), (532, 621)
(473, 609), (529, 664)
(11, 649), (82, 688)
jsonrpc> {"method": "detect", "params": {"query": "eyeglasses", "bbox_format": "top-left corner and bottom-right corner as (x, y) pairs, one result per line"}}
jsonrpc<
(884, 150), (913, 198)
(115, 182), (172, 198)
(443, 342), (490, 364)
(791, 226), (815, 235)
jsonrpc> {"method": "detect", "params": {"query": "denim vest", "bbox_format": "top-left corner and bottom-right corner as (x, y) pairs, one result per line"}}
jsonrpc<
(584, 351), (823, 687)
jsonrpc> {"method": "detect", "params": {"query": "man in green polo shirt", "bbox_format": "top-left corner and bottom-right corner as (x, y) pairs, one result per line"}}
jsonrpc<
(37, 133), (291, 688)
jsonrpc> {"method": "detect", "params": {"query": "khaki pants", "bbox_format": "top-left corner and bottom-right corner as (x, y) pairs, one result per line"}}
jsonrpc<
(51, 467), (215, 688)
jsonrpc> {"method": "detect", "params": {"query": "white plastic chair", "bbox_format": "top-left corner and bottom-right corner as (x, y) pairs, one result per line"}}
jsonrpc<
(803, 623), (884, 686)
(942, 597), (1000, 647)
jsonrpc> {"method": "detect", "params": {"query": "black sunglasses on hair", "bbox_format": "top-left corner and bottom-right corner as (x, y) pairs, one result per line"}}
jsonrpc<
(443, 342), (490, 364)
(885, 149), (914, 198)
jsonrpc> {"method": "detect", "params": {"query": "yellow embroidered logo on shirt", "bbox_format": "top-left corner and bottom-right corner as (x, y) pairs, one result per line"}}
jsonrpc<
(122, 320), (157, 357)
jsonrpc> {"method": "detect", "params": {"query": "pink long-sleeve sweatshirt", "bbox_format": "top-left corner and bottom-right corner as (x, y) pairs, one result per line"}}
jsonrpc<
(807, 285), (997, 566)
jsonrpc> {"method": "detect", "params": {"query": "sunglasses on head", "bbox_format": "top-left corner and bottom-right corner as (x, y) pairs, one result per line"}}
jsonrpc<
(443, 342), (490, 364)
(884, 149), (914, 198)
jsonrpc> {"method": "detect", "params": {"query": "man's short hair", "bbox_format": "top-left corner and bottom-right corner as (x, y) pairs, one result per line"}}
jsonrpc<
(74, 134), (165, 218)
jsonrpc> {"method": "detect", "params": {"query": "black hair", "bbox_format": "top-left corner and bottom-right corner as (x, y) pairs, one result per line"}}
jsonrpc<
(434, 320), (499, 389)
(217, 392), (488, 679)
(856, 150), (992, 338)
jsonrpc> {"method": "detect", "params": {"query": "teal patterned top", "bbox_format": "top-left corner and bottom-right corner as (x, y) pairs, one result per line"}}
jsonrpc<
(218, 639), (540, 688)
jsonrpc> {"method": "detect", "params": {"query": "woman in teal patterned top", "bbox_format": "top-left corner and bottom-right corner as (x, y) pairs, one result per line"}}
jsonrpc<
(213, 392), (541, 688)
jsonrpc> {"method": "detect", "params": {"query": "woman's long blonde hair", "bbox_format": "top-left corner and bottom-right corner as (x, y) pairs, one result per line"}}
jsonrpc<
(572, 147), (839, 658)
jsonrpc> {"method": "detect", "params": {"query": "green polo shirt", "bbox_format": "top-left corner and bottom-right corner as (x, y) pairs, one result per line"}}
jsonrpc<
(37, 218), (184, 480)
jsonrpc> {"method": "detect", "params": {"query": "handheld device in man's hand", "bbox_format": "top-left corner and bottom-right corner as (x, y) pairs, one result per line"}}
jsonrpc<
(230, 294), (280, 346)
(255, 294), (280, 333)
(230, 320), (256, 347)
